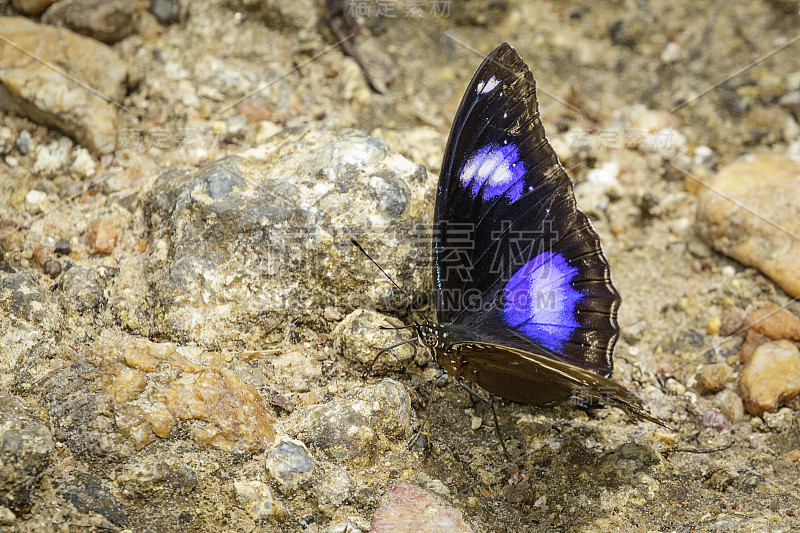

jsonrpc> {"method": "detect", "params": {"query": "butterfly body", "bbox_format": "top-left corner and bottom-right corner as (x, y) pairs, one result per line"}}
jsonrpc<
(415, 43), (667, 427)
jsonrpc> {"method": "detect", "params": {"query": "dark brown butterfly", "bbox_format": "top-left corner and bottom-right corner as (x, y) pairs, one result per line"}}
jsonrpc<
(355, 43), (667, 443)
(417, 43), (666, 428)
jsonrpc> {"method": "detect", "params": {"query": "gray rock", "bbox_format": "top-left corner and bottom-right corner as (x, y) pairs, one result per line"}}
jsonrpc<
(42, 0), (135, 44)
(313, 464), (354, 517)
(59, 470), (127, 527)
(35, 362), (127, 462)
(150, 0), (183, 24)
(0, 395), (54, 513)
(597, 441), (662, 486)
(141, 131), (435, 345)
(266, 436), (314, 493)
(15, 130), (32, 155)
(293, 379), (413, 466)
(333, 309), (416, 373)
(58, 266), (106, 315)
(0, 272), (63, 390)
(117, 458), (198, 501)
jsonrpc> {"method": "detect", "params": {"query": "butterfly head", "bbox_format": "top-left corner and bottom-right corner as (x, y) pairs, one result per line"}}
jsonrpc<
(415, 321), (445, 349)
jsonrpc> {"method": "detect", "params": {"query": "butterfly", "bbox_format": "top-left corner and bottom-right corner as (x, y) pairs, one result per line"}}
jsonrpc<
(420, 43), (667, 428)
(355, 43), (667, 439)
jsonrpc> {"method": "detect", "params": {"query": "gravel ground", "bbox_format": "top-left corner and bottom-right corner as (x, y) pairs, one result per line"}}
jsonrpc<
(1, 1), (800, 532)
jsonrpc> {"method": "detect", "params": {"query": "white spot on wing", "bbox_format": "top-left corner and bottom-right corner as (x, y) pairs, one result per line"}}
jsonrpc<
(476, 76), (500, 94)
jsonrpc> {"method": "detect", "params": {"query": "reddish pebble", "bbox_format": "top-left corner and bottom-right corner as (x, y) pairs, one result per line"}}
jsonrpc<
(740, 329), (770, 364)
(369, 483), (474, 533)
(747, 303), (800, 341)
(87, 219), (117, 255)
(235, 99), (271, 122)
(33, 245), (53, 266)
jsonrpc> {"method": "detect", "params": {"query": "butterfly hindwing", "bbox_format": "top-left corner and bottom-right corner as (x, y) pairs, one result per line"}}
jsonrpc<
(450, 341), (664, 426)
(432, 43), (620, 379)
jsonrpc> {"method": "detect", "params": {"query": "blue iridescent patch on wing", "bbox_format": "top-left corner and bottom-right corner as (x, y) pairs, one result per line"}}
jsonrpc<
(459, 143), (526, 202)
(503, 252), (583, 352)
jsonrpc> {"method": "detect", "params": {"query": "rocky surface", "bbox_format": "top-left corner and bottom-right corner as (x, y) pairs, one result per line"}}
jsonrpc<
(0, 17), (126, 153)
(0, 394), (54, 513)
(0, 1), (799, 532)
(0, 272), (62, 390)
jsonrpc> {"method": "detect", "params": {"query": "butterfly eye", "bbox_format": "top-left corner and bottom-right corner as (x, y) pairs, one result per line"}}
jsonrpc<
(425, 332), (437, 347)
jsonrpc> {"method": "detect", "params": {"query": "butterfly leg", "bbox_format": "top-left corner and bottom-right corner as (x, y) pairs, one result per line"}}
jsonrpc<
(455, 379), (510, 459)
(407, 419), (431, 460)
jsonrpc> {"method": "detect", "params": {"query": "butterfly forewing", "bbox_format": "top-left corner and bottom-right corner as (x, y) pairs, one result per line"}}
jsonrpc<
(433, 43), (621, 386)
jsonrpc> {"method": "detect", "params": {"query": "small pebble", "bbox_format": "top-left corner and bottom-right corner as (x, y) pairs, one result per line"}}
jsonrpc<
(323, 306), (344, 322)
(71, 148), (96, 177)
(265, 436), (314, 493)
(738, 340), (800, 416)
(714, 390), (745, 423)
(653, 430), (678, 445)
(762, 408), (793, 432)
(707, 316), (722, 335)
(25, 189), (49, 213)
(44, 259), (61, 278)
(622, 321), (647, 344)
(0, 506), (14, 525)
(33, 245), (52, 266)
(746, 303), (800, 341)
(470, 416), (482, 431)
(17, 130), (32, 155)
(87, 219), (118, 255)
(256, 121), (282, 144)
(0, 126), (13, 155)
(693, 145), (716, 168)
(697, 363), (734, 393)
(700, 409), (729, 430)
(720, 311), (745, 336)
(54, 238), (71, 256)
(740, 329), (770, 364)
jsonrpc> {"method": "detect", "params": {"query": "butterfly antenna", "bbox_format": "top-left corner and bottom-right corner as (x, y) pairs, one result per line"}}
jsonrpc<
(349, 238), (431, 323)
